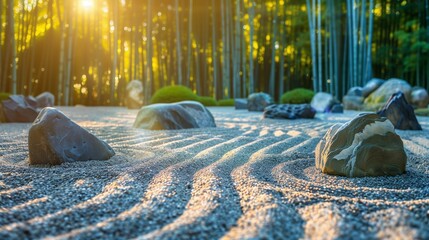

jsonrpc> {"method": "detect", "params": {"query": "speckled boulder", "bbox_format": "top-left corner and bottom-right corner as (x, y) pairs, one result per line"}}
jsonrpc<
(133, 101), (216, 130)
(29, 108), (115, 165)
(0, 95), (39, 123)
(311, 92), (336, 113)
(377, 92), (422, 130)
(125, 80), (143, 109)
(365, 78), (411, 105)
(315, 113), (407, 177)
(36, 92), (55, 108)
(411, 88), (429, 108)
(362, 78), (385, 97)
(247, 92), (274, 111)
(263, 104), (316, 119)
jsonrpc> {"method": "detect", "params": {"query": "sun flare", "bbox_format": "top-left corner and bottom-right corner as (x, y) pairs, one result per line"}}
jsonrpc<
(80, 0), (94, 10)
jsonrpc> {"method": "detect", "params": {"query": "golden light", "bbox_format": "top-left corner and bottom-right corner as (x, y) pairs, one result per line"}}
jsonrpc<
(80, 0), (94, 10)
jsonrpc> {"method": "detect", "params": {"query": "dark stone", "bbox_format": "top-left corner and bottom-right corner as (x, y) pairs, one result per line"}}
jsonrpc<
(411, 88), (429, 108)
(125, 80), (143, 109)
(247, 92), (274, 112)
(0, 95), (39, 123)
(28, 108), (115, 165)
(362, 78), (385, 97)
(311, 92), (336, 112)
(315, 113), (407, 177)
(342, 95), (364, 110)
(263, 104), (316, 119)
(36, 92), (55, 108)
(347, 87), (364, 97)
(377, 92), (422, 130)
(330, 104), (344, 113)
(234, 98), (248, 110)
(133, 101), (216, 130)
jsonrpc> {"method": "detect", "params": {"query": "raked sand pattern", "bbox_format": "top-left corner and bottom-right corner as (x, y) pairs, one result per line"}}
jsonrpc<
(0, 107), (428, 239)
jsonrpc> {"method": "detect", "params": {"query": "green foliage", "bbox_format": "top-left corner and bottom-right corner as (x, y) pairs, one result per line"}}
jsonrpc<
(281, 88), (314, 104)
(198, 96), (218, 106)
(218, 99), (235, 106)
(415, 108), (429, 117)
(150, 85), (199, 104)
(0, 92), (10, 102)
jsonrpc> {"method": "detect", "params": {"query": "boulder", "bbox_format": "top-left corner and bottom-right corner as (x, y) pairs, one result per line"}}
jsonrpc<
(347, 87), (363, 97)
(263, 104), (316, 119)
(311, 92), (337, 113)
(329, 104), (344, 113)
(125, 80), (144, 109)
(0, 95), (39, 122)
(411, 88), (429, 108)
(362, 78), (385, 97)
(364, 78), (412, 106)
(377, 92), (422, 130)
(28, 108), (115, 165)
(247, 92), (274, 111)
(133, 101), (216, 130)
(234, 98), (248, 110)
(315, 113), (407, 177)
(36, 92), (55, 108)
(342, 96), (364, 110)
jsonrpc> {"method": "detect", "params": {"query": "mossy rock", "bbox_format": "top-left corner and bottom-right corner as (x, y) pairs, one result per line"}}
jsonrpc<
(218, 99), (235, 106)
(198, 96), (218, 106)
(150, 85), (199, 104)
(415, 108), (429, 117)
(0, 92), (10, 102)
(281, 88), (315, 104)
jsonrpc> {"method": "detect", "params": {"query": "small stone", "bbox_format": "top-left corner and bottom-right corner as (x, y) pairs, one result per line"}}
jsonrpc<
(133, 101), (216, 130)
(411, 88), (429, 108)
(329, 104), (344, 113)
(315, 113), (407, 177)
(234, 98), (248, 110)
(0, 95), (39, 123)
(362, 78), (385, 97)
(247, 92), (274, 112)
(36, 92), (55, 108)
(377, 91), (422, 130)
(342, 96), (364, 110)
(263, 104), (316, 119)
(125, 80), (143, 109)
(311, 92), (337, 113)
(28, 107), (115, 165)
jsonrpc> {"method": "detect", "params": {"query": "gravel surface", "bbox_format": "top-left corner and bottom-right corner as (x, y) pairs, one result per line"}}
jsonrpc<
(0, 107), (428, 239)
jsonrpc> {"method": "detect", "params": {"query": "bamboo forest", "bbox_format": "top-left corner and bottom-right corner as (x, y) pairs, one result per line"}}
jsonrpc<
(0, 0), (428, 106)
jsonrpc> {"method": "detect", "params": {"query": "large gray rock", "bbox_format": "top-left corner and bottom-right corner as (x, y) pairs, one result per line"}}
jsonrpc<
(311, 92), (336, 113)
(247, 92), (274, 111)
(133, 101), (216, 130)
(125, 80), (143, 109)
(362, 78), (385, 97)
(377, 92), (422, 130)
(28, 108), (115, 165)
(347, 87), (364, 97)
(0, 95), (39, 123)
(411, 88), (429, 108)
(365, 78), (412, 106)
(234, 98), (248, 110)
(342, 95), (364, 110)
(263, 104), (316, 119)
(36, 92), (55, 108)
(315, 113), (407, 177)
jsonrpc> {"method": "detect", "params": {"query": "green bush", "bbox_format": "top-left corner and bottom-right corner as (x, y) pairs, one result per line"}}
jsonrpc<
(0, 92), (10, 102)
(415, 108), (429, 117)
(281, 88), (314, 104)
(198, 96), (218, 106)
(218, 99), (235, 106)
(150, 85), (199, 104)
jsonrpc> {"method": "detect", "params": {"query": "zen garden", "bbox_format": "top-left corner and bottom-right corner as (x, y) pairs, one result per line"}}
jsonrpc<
(0, 0), (429, 239)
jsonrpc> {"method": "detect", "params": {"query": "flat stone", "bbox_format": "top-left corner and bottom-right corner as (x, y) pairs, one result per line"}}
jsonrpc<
(263, 104), (316, 119)
(362, 78), (385, 97)
(247, 92), (274, 111)
(311, 92), (336, 112)
(315, 113), (407, 177)
(125, 80), (143, 109)
(365, 78), (412, 105)
(377, 92), (422, 130)
(411, 88), (429, 108)
(36, 92), (55, 108)
(133, 101), (216, 130)
(0, 95), (39, 123)
(342, 95), (364, 110)
(28, 108), (115, 165)
(234, 98), (248, 110)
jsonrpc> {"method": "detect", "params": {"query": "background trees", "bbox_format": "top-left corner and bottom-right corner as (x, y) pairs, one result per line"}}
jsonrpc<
(0, 0), (427, 106)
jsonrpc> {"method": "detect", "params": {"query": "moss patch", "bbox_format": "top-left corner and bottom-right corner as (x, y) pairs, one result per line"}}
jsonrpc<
(0, 92), (10, 102)
(415, 108), (429, 117)
(218, 99), (235, 106)
(198, 96), (218, 106)
(150, 85), (199, 104)
(281, 88), (314, 104)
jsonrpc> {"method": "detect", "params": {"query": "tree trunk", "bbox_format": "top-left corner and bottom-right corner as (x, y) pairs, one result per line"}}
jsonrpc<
(211, 0), (218, 99)
(248, 0), (255, 94)
(186, 0), (193, 87)
(175, 0), (183, 85)
(269, 0), (279, 98)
